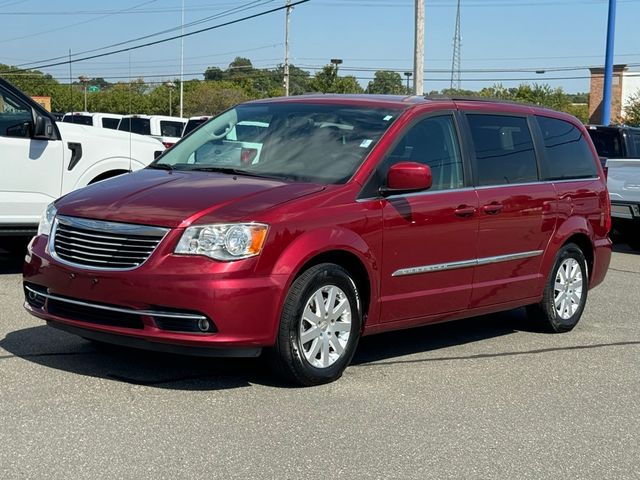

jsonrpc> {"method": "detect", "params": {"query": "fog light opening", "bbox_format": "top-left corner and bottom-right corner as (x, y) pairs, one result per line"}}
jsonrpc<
(198, 318), (211, 332)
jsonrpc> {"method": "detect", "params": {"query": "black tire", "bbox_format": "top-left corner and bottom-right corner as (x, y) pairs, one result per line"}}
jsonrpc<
(526, 243), (588, 333)
(271, 263), (362, 386)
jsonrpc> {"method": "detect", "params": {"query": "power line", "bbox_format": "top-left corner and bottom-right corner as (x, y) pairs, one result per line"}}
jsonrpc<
(13, 0), (274, 68)
(0, 0), (159, 46)
(2, 1), (310, 75)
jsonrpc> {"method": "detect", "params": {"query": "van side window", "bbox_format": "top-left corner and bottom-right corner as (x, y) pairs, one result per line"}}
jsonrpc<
(160, 121), (185, 137)
(102, 117), (120, 130)
(467, 114), (538, 186)
(0, 89), (32, 138)
(385, 115), (464, 191)
(537, 116), (598, 179)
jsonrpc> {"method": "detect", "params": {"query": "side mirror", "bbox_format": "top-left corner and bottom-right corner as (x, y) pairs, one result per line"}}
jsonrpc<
(33, 115), (54, 140)
(380, 162), (432, 196)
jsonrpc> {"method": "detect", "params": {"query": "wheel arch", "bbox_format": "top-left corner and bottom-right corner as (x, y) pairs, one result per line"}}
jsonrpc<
(562, 233), (594, 278)
(270, 227), (380, 329)
(293, 250), (372, 327)
(89, 169), (130, 184)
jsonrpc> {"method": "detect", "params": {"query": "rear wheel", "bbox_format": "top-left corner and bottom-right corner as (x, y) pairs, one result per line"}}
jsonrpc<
(527, 243), (588, 333)
(271, 263), (361, 386)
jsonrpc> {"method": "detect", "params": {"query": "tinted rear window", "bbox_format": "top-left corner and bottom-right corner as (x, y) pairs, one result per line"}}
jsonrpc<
(586, 129), (622, 158)
(160, 121), (184, 137)
(101, 117), (120, 129)
(63, 115), (93, 126)
(118, 117), (151, 135)
(467, 114), (538, 186)
(537, 116), (598, 180)
(183, 119), (208, 136)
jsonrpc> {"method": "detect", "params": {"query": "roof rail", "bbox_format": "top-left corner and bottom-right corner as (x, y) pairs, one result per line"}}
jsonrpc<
(424, 94), (555, 110)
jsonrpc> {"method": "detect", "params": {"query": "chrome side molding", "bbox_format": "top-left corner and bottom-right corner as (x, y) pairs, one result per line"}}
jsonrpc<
(392, 250), (543, 277)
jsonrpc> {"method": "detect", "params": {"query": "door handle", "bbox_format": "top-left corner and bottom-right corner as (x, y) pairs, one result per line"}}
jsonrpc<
(454, 205), (476, 217)
(482, 203), (504, 215)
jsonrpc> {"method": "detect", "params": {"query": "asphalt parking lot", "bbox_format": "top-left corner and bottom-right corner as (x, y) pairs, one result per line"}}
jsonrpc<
(0, 240), (638, 480)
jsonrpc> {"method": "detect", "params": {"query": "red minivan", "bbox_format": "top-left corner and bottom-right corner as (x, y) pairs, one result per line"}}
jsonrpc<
(23, 95), (611, 385)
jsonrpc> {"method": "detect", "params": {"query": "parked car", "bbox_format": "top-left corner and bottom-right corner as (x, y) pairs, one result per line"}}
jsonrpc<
(23, 95), (611, 385)
(586, 125), (640, 250)
(118, 114), (186, 148)
(62, 112), (123, 130)
(0, 78), (164, 236)
(182, 116), (211, 137)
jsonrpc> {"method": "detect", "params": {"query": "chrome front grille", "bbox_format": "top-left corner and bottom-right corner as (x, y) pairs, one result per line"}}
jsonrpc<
(51, 215), (168, 270)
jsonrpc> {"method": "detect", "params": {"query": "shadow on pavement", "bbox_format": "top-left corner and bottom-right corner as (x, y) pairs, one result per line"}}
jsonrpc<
(0, 237), (29, 275)
(0, 308), (538, 390)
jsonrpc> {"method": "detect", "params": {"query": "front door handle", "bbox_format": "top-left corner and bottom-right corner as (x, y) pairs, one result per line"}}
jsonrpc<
(454, 205), (476, 217)
(482, 203), (504, 215)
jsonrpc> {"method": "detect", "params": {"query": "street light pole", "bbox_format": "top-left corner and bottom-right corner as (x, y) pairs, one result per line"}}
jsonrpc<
(404, 72), (413, 94)
(413, 0), (424, 95)
(602, 0), (617, 125)
(165, 81), (176, 116)
(330, 58), (343, 76)
(179, 0), (185, 118)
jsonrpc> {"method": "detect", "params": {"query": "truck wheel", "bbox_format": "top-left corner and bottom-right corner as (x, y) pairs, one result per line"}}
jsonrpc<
(271, 263), (361, 386)
(526, 243), (588, 333)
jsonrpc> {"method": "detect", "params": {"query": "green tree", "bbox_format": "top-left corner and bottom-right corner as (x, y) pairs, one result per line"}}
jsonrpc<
(367, 70), (405, 95)
(309, 65), (364, 94)
(183, 81), (249, 117)
(623, 90), (640, 126)
(204, 66), (224, 81)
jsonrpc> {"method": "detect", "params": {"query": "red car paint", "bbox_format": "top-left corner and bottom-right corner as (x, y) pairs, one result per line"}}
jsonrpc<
(23, 95), (611, 356)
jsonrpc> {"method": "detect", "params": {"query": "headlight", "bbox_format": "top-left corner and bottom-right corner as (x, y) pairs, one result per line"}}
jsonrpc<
(37, 203), (57, 237)
(175, 223), (268, 261)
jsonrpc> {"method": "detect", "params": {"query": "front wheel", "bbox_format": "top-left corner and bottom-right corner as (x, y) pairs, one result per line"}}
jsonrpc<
(271, 263), (362, 386)
(527, 243), (588, 333)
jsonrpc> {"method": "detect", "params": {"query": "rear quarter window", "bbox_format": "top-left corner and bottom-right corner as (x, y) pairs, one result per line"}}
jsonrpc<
(101, 117), (120, 129)
(537, 116), (598, 180)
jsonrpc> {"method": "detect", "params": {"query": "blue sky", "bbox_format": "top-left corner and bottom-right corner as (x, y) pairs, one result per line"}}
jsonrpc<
(1, 0), (639, 93)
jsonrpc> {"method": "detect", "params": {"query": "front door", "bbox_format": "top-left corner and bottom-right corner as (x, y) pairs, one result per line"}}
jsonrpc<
(379, 113), (479, 323)
(0, 86), (63, 225)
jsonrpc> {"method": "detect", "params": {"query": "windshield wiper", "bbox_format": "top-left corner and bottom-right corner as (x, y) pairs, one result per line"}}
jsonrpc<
(147, 163), (173, 171)
(189, 166), (286, 180)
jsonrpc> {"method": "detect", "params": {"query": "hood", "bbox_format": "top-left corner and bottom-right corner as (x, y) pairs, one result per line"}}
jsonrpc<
(56, 169), (325, 228)
(56, 122), (163, 149)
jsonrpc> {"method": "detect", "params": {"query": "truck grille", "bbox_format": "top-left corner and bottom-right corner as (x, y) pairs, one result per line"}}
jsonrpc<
(52, 215), (168, 270)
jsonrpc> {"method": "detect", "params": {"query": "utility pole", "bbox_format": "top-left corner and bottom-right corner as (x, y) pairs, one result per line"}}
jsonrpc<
(283, 0), (292, 96)
(179, 0), (185, 118)
(413, 0), (424, 95)
(450, 0), (462, 91)
(68, 49), (73, 103)
(602, 0), (617, 125)
(79, 76), (88, 111)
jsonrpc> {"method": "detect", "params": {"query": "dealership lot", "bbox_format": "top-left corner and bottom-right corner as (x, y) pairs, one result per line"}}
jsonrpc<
(0, 242), (638, 479)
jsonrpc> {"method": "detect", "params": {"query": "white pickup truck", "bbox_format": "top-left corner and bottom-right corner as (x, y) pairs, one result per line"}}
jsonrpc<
(0, 78), (164, 236)
(586, 125), (640, 250)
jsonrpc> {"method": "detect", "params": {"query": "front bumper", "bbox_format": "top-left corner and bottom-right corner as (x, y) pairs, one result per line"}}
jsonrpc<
(23, 234), (287, 355)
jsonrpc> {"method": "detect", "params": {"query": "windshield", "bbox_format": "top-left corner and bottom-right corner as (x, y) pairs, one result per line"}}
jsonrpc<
(153, 102), (401, 184)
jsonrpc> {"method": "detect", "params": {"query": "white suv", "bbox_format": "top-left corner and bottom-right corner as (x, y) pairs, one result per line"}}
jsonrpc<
(118, 114), (186, 148)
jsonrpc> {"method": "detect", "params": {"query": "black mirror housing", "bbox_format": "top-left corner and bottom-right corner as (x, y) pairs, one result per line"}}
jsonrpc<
(33, 115), (55, 140)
